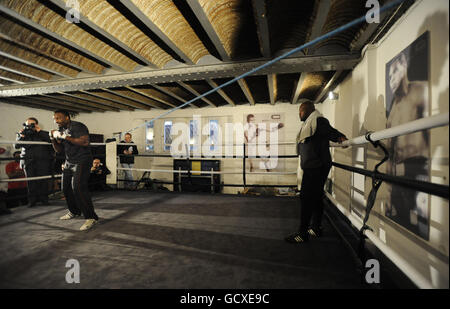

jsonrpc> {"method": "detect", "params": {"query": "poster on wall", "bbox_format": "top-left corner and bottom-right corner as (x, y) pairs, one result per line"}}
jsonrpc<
(243, 113), (285, 173)
(384, 31), (430, 240)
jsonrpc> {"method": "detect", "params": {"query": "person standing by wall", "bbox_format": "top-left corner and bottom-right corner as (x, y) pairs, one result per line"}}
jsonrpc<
(118, 133), (138, 190)
(285, 101), (348, 244)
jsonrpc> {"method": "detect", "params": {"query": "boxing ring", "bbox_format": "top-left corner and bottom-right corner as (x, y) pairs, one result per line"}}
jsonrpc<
(0, 112), (448, 288)
(0, 0), (448, 289)
(1, 189), (371, 289)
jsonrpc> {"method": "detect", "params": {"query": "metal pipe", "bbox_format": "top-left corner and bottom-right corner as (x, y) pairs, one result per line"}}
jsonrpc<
(211, 168), (214, 194)
(332, 162), (449, 199)
(5, 111), (448, 149)
(4, 113), (447, 149)
(331, 113), (449, 147)
(116, 167), (296, 175)
(178, 167), (182, 192)
(243, 143), (246, 188)
(117, 179), (297, 188)
(0, 140), (109, 146)
(117, 154), (299, 159)
(0, 174), (62, 182)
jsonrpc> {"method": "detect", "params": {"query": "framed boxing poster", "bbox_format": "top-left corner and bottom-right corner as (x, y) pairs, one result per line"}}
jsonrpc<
(243, 113), (285, 173)
(384, 31), (430, 240)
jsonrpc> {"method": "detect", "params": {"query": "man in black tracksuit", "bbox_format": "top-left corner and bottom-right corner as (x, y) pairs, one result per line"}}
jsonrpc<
(16, 117), (53, 206)
(51, 110), (98, 231)
(285, 101), (348, 243)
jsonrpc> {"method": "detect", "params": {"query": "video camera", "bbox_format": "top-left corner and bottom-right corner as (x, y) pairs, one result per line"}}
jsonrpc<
(19, 123), (36, 137)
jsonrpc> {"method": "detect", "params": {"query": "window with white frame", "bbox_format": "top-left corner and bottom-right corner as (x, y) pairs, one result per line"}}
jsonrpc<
(209, 119), (219, 151)
(145, 121), (154, 152)
(189, 119), (199, 152)
(164, 120), (172, 151)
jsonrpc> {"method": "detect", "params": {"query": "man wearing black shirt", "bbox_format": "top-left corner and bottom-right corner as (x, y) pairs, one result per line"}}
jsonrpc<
(50, 110), (98, 231)
(285, 101), (348, 244)
(16, 117), (53, 207)
(117, 133), (138, 189)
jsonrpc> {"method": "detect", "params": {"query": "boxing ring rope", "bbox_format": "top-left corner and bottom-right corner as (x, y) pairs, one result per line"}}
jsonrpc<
(117, 168), (296, 176)
(332, 162), (449, 199)
(2, 114), (447, 288)
(1, 111), (446, 150)
(0, 0), (413, 188)
(0, 0), (411, 191)
(1, 175), (62, 182)
(0, 141), (107, 146)
(0, 112), (448, 190)
(0, 143), (301, 194)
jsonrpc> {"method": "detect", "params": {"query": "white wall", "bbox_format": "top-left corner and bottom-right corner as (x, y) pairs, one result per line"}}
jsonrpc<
(0, 104), (60, 192)
(0, 102), (302, 194)
(0, 0), (448, 288)
(319, 0), (449, 288)
(75, 102), (301, 194)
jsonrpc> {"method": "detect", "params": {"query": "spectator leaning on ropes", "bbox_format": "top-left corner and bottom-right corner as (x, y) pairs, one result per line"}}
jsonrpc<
(117, 133), (138, 189)
(285, 101), (348, 244)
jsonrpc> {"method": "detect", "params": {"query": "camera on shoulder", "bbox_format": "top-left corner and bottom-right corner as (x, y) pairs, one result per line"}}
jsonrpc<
(20, 123), (36, 137)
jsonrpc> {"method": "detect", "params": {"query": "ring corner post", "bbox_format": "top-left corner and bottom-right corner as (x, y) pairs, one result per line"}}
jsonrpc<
(106, 141), (117, 185)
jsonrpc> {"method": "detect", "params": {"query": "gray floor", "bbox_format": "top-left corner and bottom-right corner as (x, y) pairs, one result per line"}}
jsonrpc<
(0, 191), (364, 289)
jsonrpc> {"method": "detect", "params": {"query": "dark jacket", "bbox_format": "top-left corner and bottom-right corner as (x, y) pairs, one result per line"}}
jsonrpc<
(297, 117), (346, 169)
(117, 141), (138, 164)
(16, 130), (53, 165)
(89, 164), (111, 182)
(89, 163), (111, 191)
(90, 164), (111, 177)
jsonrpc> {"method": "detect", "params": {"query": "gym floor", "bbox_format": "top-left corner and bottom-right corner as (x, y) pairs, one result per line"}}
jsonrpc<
(0, 191), (365, 289)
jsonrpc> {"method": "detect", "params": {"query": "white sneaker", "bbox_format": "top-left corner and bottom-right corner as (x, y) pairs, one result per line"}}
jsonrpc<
(79, 219), (98, 231)
(60, 212), (78, 220)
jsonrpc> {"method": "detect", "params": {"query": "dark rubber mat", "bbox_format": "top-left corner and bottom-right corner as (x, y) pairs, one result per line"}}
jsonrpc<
(0, 191), (365, 288)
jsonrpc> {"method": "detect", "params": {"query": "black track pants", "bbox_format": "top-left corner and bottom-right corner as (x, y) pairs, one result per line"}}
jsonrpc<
(24, 159), (51, 203)
(298, 165), (331, 234)
(62, 161), (98, 220)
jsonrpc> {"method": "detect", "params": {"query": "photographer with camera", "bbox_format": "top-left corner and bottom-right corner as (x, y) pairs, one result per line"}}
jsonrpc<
(89, 158), (111, 191)
(15, 117), (53, 207)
